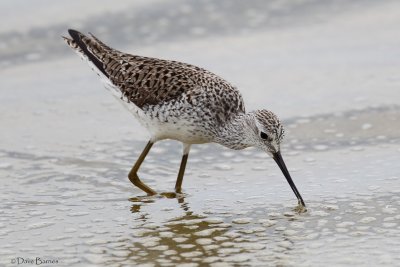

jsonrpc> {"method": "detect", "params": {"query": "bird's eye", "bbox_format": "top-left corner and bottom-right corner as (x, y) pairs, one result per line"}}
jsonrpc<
(260, 132), (269, 140)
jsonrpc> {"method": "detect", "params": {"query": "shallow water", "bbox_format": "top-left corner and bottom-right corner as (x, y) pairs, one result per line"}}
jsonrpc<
(1, 139), (400, 266)
(1, 1), (400, 266)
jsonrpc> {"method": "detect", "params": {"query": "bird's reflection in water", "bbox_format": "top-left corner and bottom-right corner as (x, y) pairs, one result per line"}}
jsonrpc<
(129, 191), (188, 214)
(129, 195), (155, 213)
(126, 192), (237, 265)
(125, 193), (303, 265)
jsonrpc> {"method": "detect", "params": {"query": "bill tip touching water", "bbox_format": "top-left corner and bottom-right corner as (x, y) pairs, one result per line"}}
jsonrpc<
(64, 29), (306, 208)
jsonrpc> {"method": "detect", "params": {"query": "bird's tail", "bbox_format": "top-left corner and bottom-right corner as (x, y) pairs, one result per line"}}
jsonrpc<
(62, 29), (109, 78)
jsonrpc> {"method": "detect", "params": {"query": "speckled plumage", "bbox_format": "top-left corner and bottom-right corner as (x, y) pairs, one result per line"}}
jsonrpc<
(64, 30), (245, 145)
(64, 29), (306, 207)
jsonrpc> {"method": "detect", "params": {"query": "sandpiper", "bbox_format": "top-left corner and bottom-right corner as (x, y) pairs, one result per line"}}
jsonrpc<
(64, 29), (306, 207)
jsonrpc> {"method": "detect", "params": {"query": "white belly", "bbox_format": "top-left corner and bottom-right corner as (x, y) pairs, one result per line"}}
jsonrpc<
(102, 80), (214, 144)
(113, 94), (212, 144)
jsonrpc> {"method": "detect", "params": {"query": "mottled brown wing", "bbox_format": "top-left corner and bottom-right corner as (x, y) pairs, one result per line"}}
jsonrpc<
(67, 30), (245, 117)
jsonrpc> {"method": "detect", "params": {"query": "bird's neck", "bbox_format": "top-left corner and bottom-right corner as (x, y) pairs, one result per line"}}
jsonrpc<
(214, 113), (255, 150)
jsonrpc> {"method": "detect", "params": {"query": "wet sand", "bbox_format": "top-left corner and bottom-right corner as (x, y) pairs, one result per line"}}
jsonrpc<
(1, 1), (400, 266)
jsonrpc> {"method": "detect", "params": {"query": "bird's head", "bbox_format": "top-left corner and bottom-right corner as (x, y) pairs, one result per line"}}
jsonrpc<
(251, 109), (284, 156)
(247, 109), (306, 208)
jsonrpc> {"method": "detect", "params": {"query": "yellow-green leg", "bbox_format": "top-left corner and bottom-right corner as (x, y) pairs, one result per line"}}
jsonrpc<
(175, 144), (191, 193)
(128, 140), (157, 195)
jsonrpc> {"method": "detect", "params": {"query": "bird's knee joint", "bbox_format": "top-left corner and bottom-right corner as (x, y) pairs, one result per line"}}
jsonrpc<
(128, 173), (139, 183)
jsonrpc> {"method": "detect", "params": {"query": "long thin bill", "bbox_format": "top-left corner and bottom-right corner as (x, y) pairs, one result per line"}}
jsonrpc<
(273, 151), (306, 207)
